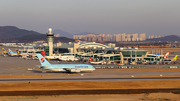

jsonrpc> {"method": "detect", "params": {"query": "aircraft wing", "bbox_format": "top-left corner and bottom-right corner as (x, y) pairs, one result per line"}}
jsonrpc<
(64, 68), (81, 72)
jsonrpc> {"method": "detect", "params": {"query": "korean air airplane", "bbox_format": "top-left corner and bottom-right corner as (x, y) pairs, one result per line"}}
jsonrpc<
(37, 54), (95, 73)
(8, 49), (18, 56)
(8, 49), (30, 58)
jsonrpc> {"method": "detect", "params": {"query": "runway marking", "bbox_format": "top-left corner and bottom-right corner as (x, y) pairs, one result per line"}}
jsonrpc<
(0, 77), (180, 82)
(0, 74), (81, 78)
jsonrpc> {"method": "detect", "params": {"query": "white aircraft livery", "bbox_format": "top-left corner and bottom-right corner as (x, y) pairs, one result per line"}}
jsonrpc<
(37, 54), (95, 73)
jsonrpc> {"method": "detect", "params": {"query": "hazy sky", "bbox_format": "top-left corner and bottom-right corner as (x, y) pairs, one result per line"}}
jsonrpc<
(1, 0), (180, 37)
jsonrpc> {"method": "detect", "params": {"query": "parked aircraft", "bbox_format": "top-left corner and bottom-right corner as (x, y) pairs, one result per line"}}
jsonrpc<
(2, 48), (10, 56)
(37, 54), (95, 73)
(18, 52), (30, 58)
(162, 55), (178, 64)
(3, 43), (34, 48)
(69, 57), (79, 61)
(2, 48), (8, 54)
(150, 50), (169, 58)
(8, 49), (18, 56)
(174, 55), (178, 61)
(21, 45), (34, 48)
(26, 51), (45, 60)
(3, 44), (24, 47)
(89, 57), (106, 65)
(45, 55), (60, 60)
(58, 56), (78, 61)
(8, 49), (30, 58)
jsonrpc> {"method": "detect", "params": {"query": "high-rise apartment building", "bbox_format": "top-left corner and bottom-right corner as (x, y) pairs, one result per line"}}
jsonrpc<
(132, 33), (138, 41)
(115, 34), (122, 42)
(106, 34), (113, 41)
(126, 34), (131, 41)
(73, 33), (147, 42)
(121, 33), (126, 41)
(139, 33), (146, 41)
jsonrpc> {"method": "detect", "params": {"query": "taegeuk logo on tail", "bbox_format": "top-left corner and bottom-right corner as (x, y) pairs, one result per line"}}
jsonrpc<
(40, 58), (45, 63)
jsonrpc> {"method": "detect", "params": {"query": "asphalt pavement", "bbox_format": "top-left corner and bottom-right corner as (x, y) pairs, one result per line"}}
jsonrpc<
(0, 54), (180, 82)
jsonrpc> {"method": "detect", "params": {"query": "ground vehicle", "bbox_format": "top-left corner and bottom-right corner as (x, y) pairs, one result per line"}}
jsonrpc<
(141, 60), (149, 65)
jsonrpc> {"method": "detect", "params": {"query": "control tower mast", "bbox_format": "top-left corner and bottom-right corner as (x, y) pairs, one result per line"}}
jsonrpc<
(46, 28), (54, 56)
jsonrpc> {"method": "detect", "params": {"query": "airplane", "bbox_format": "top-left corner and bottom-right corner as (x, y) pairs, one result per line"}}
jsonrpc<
(174, 55), (178, 61)
(45, 55), (60, 60)
(58, 56), (70, 61)
(89, 57), (106, 65)
(2, 48), (8, 54)
(26, 51), (45, 60)
(8, 49), (30, 58)
(8, 49), (18, 56)
(37, 54), (95, 73)
(151, 49), (169, 56)
(151, 49), (161, 55)
(21, 45), (34, 48)
(18, 52), (30, 58)
(69, 57), (79, 61)
(162, 55), (178, 64)
(2, 48), (10, 56)
(148, 51), (170, 59)
(148, 52), (170, 64)
(58, 56), (79, 61)
(3, 44), (23, 47)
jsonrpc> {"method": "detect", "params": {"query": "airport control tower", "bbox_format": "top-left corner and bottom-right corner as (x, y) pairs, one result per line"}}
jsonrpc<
(46, 28), (54, 56)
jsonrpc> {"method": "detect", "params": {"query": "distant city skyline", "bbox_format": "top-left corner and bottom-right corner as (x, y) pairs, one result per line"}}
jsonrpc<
(1, 0), (180, 37)
(73, 33), (146, 42)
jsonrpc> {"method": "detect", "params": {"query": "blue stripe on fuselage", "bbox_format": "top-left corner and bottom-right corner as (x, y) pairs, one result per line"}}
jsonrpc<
(47, 64), (94, 69)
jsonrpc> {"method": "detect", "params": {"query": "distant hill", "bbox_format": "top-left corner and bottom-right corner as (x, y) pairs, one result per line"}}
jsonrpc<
(0, 26), (41, 40)
(53, 29), (73, 38)
(6, 34), (75, 43)
(0, 26), (75, 43)
(74, 32), (95, 35)
(145, 35), (180, 42)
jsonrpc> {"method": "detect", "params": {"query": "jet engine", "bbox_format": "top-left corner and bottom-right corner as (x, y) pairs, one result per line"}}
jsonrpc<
(70, 69), (81, 73)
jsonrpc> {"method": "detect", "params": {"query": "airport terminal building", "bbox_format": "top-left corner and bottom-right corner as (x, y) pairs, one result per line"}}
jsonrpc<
(52, 42), (159, 64)
(1, 41), (164, 64)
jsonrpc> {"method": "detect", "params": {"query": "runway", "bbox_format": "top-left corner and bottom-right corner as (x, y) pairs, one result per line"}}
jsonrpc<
(0, 76), (180, 83)
(0, 54), (180, 83)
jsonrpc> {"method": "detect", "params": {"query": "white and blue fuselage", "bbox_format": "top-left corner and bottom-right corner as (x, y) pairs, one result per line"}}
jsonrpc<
(8, 49), (18, 56)
(37, 54), (95, 73)
(8, 49), (29, 57)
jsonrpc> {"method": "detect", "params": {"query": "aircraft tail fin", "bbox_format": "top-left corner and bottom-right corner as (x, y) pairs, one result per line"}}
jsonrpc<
(151, 49), (153, 54)
(164, 52), (169, 58)
(2, 48), (7, 54)
(89, 57), (93, 62)
(37, 54), (51, 66)
(174, 55), (178, 61)
(8, 49), (13, 53)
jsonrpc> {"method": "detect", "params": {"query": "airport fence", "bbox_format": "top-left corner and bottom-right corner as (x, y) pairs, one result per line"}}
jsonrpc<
(165, 65), (180, 68)
(171, 52), (180, 54)
(94, 65), (147, 69)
